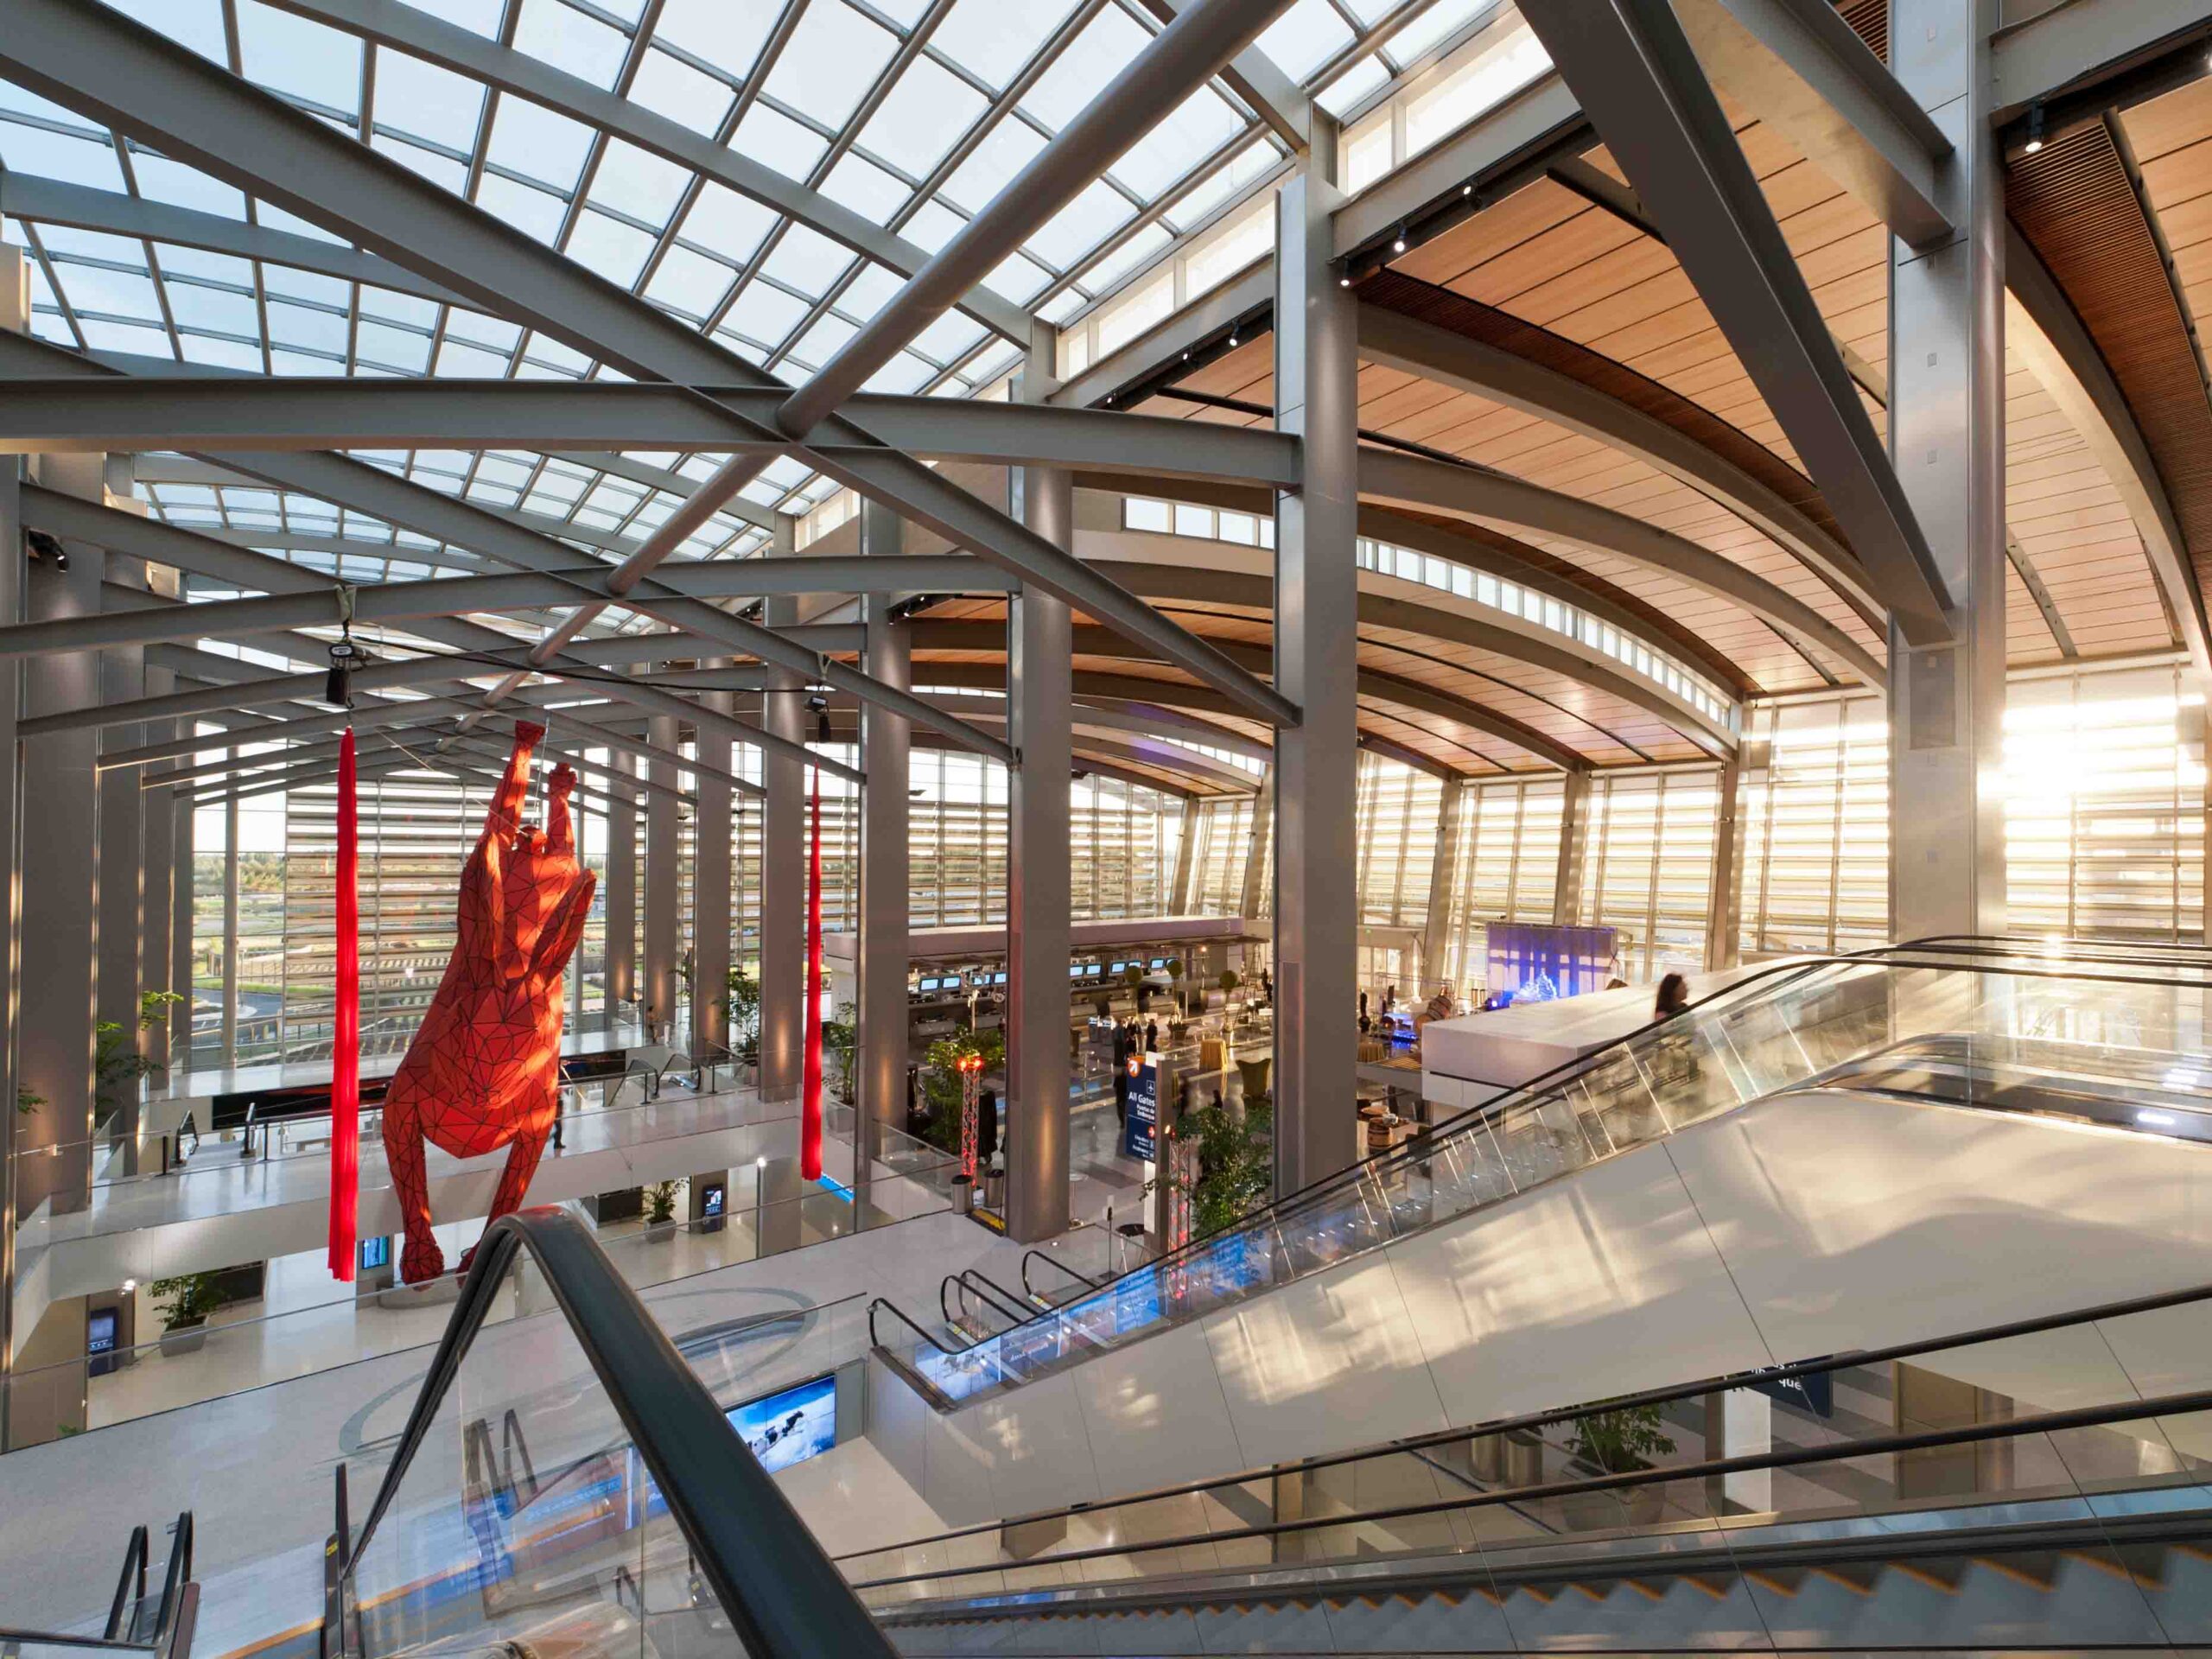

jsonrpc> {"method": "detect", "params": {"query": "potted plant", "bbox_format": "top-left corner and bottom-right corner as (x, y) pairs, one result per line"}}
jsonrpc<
(1235, 1056), (1273, 1106)
(821, 1005), (860, 1107)
(720, 964), (762, 1071)
(95, 990), (185, 1128)
(1166, 958), (1185, 1014)
(149, 1271), (233, 1355)
(1162, 1095), (1274, 1241)
(1562, 1403), (1676, 1526)
(1122, 963), (1147, 1011)
(643, 1179), (683, 1237)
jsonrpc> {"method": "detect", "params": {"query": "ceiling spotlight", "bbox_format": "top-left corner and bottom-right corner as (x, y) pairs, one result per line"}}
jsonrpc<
(1228, 333), (1239, 347)
(1392, 225), (1408, 254)
(1338, 273), (1351, 288)
(2024, 102), (2044, 154)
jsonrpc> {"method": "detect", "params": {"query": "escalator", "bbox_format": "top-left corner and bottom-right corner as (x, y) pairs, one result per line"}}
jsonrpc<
(863, 938), (2212, 1461)
(2, 1511), (198, 1657)
(842, 1276), (2212, 1654)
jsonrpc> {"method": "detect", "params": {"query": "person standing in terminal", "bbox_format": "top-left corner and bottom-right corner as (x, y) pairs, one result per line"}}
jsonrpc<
(1145, 1016), (1158, 1053)
(1113, 1018), (1133, 1124)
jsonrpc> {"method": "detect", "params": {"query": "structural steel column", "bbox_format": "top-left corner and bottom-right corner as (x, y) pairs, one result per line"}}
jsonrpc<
(1169, 793), (1200, 914)
(18, 453), (105, 1216)
(0, 445), (20, 1434)
(857, 499), (910, 1203)
(1007, 333), (1073, 1243)
(1705, 754), (1745, 971)
(1238, 766), (1274, 920)
(1553, 770), (1592, 925)
(1422, 778), (1465, 995)
(1889, 0), (2008, 940)
(605, 748), (637, 1012)
(170, 791), (193, 1063)
(95, 543), (144, 1073)
(759, 513), (804, 1104)
(220, 780), (238, 1064)
(139, 664), (175, 1070)
(1272, 118), (1362, 1194)
(694, 664), (733, 1056)
(644, 713), (681, 1039)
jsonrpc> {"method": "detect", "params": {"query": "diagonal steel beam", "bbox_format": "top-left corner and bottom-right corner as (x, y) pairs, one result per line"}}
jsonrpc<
(1517, 0), (1954, 646)
(777, 0), (1292, 435)
(1134, 0), (1311, 149)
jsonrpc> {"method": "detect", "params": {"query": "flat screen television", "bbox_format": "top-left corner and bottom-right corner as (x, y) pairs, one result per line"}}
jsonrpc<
(728, 1373), (837, 1474)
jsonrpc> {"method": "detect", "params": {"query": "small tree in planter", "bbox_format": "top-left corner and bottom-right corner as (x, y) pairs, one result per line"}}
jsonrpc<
(1166, 958), (1185, 1014)
(96, 990), (186, 1125)
(1563, 1402), (1677, 1524)
(1163, 1095), (1274, 1240)
(149, 1271), (236, 1353)
(721, 964), (762, 1068)
(820, 1004), (860, 1107)
(643, 1179), (683, 1235)
(1122, 963), (1147, 1011)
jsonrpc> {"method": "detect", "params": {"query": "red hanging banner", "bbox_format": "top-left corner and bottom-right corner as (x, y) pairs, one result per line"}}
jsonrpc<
(328, 728), (361, 1281)
(801, 766), (825, 1182)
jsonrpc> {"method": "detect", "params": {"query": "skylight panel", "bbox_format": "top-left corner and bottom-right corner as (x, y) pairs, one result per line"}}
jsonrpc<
(1161, 139), (1278, 230)
(791, 313), (858, 369)
(626, 49), (734, 138)
(357, 321), (432, 373)
(272, 347), (340, 375)
(55, 263), (162, 321)
(643, 245), (737, 318)
(1388, 0), (1496, 66)
(256, 200), (345, 244)
(859, 55), (988, 177)
(1024, 178), (1133, 272)
(899, 198), (966, 256)
(1080, 221), (1173, 294)
(101, 0), (227, 62)
(361, 288), (439, 329)
(980, 250), (1051, 305)
(164, 281), (259, 336)
(732, 103), (828, 183)
(1316, 54), (1389, 118)
(238, 1), (361, 115)
(513, 0), (628, 91)
(932, 0), (1074, 90)
(861, 352), (934, 396)
(760, 221), (860, 298)
(476, 173), (568, 244)
(0, 124), (125, 193)
(763, 2), (897, 131)
(434, 339), (512, 376)
(821, 155), (910, 226)
(1020, 8), (1147, 130)
(372, 47), (487, 151)
(181, 334), (264, 372)
(589, 138), (693, 227)
(260, 266), (349, 307)
(448, 312), (524, 351)
(1255, 0), (1356, 81)
(909, 309), (984, 365)
(1109, 84), (1243, 200)
(567, 210), (658, 287)
(372, 134), (468, 194)
(486, 98), (597, 195)
(652, 0), (777, 81)
(941, 114), (1046, 217)
(721, 280), (810, 347)
(75, 317), (168, 355)
(34, 226), (143, 264)
(130, 152), (248, 219)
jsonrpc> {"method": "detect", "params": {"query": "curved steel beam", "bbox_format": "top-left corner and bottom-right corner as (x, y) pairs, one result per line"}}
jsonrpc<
(1357, 448), (1887, 690)
(1354, 297), (1885, 631)
(2004, 221), (2212, 683)
(909, 634), (1591, 773)
(916, 693), (1265, 793)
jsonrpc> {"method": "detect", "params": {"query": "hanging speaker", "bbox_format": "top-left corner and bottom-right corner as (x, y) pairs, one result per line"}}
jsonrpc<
(325, 637), (368, 709)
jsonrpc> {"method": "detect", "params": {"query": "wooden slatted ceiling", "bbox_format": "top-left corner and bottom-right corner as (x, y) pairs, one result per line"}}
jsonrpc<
(2111, 79), (2212, 620)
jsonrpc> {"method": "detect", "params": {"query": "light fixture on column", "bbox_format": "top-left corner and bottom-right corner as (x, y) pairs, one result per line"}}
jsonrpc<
(2024, 102), (2045, 154)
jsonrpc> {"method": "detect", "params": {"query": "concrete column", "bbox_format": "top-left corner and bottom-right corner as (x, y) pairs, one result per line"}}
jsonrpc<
(1705, 755), (1745, 971)
(1239, 766), (1274, 919)
(605, 750), (637, 1012)
(1888, 0), (2007, 941)
(857, 499), (910, 1197)
(694, 665), (734, 1056)
(1422, 779), (1465, 995)
(1007, 331), (1074, 1243)
(760, 513), (805, 1103)
(1553, 771), (1592, 925)
(139, 666), (176, 1071)
(18, 454), (105, 1216)
(1272, 117), (1362, 1194)
(644, 714), (681, 1040)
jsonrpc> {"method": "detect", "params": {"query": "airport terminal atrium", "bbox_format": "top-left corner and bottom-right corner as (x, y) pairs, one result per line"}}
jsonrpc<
(6, 0), (2212, 1653)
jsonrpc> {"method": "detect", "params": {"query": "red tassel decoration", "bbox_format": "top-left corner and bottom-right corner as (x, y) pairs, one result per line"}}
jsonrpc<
(801, 766), (824, 1182)
(328, 728), (361, 1281)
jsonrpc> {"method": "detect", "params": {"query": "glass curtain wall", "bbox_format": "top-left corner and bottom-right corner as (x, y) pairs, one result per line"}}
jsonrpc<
(1578, 768), (1721, 982)
(1443, 776), (1565, 991)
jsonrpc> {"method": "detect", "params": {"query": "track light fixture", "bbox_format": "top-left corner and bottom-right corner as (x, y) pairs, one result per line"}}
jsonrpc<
(1392, 225), (1408, 254)
(2024, 102), (2044, 154)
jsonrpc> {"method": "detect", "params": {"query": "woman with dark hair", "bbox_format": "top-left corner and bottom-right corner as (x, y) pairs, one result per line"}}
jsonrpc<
(1654, 972), (1692, 1020)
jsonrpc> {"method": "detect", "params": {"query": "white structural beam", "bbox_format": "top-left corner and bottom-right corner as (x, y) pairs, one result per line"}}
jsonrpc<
(1135, 0), (1311, 148)
(1990, 0), (2212, 120)
(1522, 0), (1955, 649)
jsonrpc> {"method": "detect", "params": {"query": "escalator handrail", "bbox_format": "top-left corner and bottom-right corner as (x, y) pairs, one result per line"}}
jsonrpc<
(840, 1270), (2212, 1560)
(346, 1206), (894, 1659)
(848, 1376), (2212, 1594)
(103, 1523), (148, 1640)
(1020, 1248), (1103, 1302)
(879, 939), (2212, 1371)
(939, 1268), (1036, 1332)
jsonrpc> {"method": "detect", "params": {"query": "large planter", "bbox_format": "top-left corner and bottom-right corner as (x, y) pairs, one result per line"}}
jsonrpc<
(1235, 1057), (1273, 1100)
(160, 1321), (207, 1356)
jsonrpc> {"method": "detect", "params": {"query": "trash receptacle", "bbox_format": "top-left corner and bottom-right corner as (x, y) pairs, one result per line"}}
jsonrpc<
(952, 1173), (974, 1216)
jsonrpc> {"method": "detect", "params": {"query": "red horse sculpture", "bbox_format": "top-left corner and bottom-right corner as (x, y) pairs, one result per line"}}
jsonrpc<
(385, 721), (596, 1281)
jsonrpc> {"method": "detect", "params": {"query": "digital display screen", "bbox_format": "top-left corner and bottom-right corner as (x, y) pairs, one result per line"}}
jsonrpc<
(702, 1183), (725, 1219)
(728, 1374), (837, 1474)
(87, 1308), (117, 1357)
(1069, 964), (1087, 980)
(993, 971), (1007, 984)
(1149, 957), (1167, 969)
(359, 1236), (391, 1272)
(1084, 963), (1103, 977)
(917, 976), (941, 993)
(1109, 960), (1129, 975)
